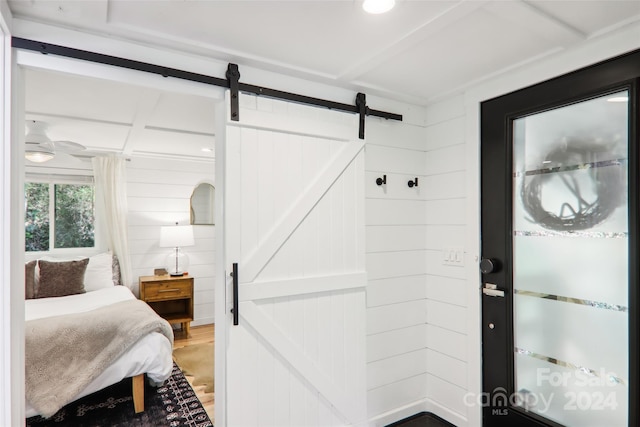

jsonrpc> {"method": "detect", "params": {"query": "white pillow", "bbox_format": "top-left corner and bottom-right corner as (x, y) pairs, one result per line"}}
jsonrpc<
(83, 252), (115, 292)
(35, 252), (114, 292)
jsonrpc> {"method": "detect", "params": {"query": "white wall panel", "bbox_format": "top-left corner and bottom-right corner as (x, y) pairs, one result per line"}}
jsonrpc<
(127, 196), (189, 213)
(425, 117), (465, 151)
(366, 199), (427, 225)
(365, 116), (428, 424)
(426, 324), (467, 361)
(426, 275), (466, 307)
(368, 349), (428, 390)
(367, 119), (427, 151)
(427, 300), (466, 334)
(127, 182), (192, 199)
(420, 88), (472, 424)
(366, 144), (426, 175)
(426, 374), (468, 418)
(424, 144), (465, 176)
(425, 199), (466, 225)
(426, 349), (467, 388)
(367, 225), (427, 253)
(367, 250), (427, 280)
(423, 84), (472, 425)
(422, 171), (465, 200)
(368, 324), (427, 363)
(367, 299), (428, 336)
(367, 275), (427, 308)
(368, 374), (428, 419)
(426, 225), (466, 250)
(127, 156), (215, 325)
(424, 94), (465, 126)
(126, 168), (208, 185)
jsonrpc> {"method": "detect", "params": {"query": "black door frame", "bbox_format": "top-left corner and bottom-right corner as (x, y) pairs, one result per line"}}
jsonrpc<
(480, 48), (640, 427)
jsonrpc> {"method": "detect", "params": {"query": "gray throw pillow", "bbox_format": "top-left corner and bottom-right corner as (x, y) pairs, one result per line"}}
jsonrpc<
(36, 258), (89, 298)
(25, 260), (37, 299)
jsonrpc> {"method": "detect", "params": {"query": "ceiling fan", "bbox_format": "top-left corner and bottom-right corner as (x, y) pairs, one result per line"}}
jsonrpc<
(24, 120), (88, 163)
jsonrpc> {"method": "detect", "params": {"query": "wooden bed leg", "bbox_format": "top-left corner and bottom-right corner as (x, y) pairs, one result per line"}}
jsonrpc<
(133, 374), (145, 413)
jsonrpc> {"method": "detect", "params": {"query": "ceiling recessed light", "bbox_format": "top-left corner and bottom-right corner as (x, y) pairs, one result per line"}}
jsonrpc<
(201, 147), (213, 153)
(363, 0), (395, 14)
(607, 96), (628, 103)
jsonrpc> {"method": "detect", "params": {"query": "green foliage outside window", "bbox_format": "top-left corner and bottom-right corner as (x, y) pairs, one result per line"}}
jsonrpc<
(25, 183), (49, 252)
(54, 184), (95, 248)
(24, 182), (95, 251)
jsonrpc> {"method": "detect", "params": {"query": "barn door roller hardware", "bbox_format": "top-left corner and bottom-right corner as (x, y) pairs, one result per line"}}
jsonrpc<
(226, 64), (240, 122)
(12, 38), (403, 140)
(356, 92), (368, 139)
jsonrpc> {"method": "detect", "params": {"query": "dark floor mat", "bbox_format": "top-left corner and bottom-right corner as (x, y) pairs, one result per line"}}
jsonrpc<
(387, 412), (456, 427)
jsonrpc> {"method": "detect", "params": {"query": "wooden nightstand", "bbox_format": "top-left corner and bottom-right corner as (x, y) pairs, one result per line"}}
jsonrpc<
(139, 275), (194, 336)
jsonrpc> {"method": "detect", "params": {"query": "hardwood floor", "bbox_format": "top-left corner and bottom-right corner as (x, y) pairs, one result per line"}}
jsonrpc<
(173, 324), (214, 422)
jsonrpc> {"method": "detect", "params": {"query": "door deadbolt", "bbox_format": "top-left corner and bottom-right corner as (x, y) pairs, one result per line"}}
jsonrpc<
(480, 258), (499, 274)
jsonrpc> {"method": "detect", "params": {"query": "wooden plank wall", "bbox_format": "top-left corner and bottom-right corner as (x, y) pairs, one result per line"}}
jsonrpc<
(423, 95), (469, 425)
(127, 156), (215, 325)
(365, 118), (429, 423)
(365, 96), (470, 426)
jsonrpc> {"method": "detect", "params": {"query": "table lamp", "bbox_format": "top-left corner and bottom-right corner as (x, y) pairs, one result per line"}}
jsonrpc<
(159, 223), (195, 276)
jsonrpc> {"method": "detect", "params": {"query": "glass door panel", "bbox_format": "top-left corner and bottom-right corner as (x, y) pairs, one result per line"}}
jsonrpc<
(512, 90), (629, 426)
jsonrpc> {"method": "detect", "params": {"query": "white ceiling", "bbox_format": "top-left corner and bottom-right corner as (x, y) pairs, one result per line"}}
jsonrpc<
(24, 68), (217, 162)
(8, 0), (640, 160)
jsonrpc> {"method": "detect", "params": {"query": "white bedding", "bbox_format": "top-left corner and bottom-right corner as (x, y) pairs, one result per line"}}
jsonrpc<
(25, 287), (173, 418)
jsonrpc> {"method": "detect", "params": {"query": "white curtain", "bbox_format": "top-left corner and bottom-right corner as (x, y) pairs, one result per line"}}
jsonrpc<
(92, 155), (133, 291)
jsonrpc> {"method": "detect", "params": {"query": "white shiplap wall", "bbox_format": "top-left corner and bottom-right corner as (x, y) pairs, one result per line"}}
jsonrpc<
(365, 117), (429, 424)
(423, 96), (470, 425)
(419, 24), (640, 427)
(127, 156), (215, 326)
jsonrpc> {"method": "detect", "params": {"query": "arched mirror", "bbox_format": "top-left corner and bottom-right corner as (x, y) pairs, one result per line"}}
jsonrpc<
(190, 183), (215, 225)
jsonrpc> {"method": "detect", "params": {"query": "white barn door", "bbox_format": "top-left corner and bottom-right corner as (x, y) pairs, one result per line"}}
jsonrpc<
(224, 92), (367, 426)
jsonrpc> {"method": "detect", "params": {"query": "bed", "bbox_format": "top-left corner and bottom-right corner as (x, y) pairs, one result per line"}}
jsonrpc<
(24, 253), (174, 419)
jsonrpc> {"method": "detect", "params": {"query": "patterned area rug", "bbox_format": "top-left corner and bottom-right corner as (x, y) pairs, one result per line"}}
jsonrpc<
(26, 363), (212, 427)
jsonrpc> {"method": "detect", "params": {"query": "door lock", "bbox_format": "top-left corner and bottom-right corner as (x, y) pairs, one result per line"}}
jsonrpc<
(480, 258), (500, 274)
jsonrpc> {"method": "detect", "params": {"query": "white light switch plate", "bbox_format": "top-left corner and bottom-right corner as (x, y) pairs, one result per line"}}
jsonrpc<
(442, 247), (464, 267)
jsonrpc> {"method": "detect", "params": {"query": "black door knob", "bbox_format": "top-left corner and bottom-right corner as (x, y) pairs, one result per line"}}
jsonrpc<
(480, 258), (499, 274)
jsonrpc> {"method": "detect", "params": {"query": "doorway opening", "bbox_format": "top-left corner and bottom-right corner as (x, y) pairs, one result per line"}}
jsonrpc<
(18, 53), (223, 424)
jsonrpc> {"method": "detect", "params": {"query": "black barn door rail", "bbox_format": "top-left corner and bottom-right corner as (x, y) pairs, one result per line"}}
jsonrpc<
(12, 37), (402, 139)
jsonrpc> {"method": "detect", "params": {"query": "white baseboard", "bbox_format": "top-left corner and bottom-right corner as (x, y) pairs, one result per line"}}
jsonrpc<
(425, 398), (468, 427)
(191, 318), (214, 327)
(367, 399), (429, 426)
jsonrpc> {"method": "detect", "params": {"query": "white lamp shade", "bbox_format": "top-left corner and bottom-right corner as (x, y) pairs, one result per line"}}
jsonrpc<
(159, 225), (195, 248)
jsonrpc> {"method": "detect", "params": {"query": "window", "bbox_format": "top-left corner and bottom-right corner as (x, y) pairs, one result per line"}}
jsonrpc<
(25, 180), (96, 252)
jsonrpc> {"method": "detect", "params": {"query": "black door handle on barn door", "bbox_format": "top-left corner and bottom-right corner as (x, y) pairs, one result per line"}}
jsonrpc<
(230, 263), (239, 325)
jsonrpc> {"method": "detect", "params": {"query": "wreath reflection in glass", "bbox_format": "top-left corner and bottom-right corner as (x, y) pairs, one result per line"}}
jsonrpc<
(521, 137), (626, 231)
